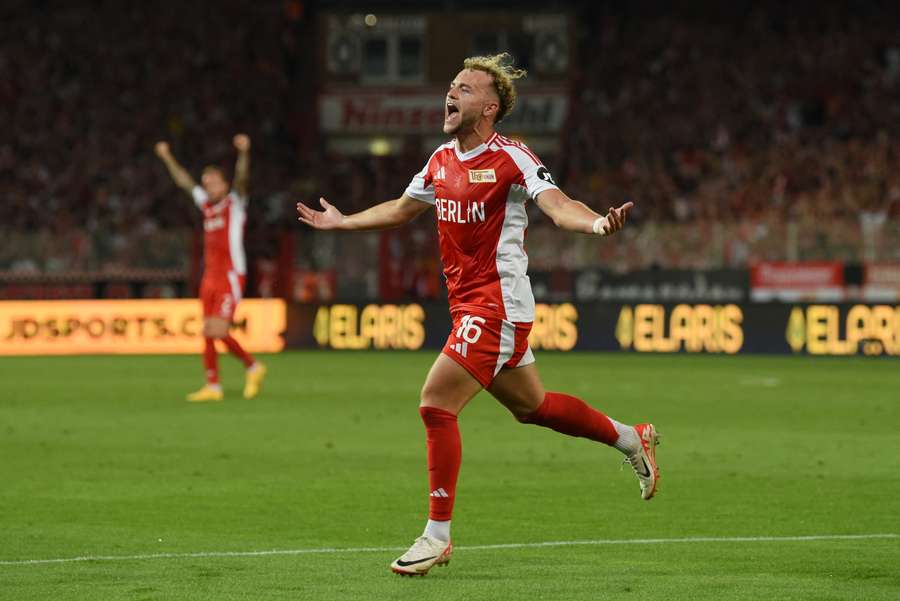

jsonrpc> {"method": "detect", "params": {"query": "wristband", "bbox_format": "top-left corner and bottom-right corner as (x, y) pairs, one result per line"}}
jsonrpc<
(592, 216), (608, 236)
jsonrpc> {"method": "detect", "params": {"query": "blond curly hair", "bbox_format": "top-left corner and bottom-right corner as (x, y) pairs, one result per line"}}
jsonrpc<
(463, 52), (527, 124)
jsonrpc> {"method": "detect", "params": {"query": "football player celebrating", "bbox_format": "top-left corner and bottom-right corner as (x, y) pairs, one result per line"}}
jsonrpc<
(155, 135), (266, 402)
(297, 54), (659, 576)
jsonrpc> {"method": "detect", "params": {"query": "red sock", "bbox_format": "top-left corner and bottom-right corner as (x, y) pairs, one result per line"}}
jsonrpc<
(203, 337), (219, 384)
(420, 406), (462, 521)
(222, 335), (254, 368)
(519, 391), (619, 446)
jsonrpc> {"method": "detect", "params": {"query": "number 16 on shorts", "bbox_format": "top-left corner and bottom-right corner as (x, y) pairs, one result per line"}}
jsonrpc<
(451, 314), (485, 357)
(442, 312), (535, 388)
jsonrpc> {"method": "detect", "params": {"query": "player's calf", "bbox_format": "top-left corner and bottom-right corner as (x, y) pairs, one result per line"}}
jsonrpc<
(513, 390), (661, 500)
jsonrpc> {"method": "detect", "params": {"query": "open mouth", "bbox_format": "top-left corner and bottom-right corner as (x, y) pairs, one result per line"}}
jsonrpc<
(445, 101), (459, 120)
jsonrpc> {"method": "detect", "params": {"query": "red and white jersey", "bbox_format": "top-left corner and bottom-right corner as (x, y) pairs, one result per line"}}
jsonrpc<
(192, 186), (247, 279)
(404, 132), (559, 322)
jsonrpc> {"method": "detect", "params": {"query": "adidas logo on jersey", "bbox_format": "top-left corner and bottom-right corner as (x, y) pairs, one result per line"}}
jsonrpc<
(430, 488), (450, 498)
(450, 341), (469, 358)
(434, 165), (446, 180)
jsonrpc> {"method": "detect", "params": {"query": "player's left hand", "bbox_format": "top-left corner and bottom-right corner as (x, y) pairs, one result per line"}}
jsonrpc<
(599, 201), (634, 235)
(233, 134), (251, 152)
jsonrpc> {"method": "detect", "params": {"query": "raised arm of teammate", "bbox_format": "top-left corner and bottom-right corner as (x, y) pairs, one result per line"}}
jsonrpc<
(154, 141), (197, 194)
(296, 194), (431, 231)
(233, 134), (250, 198)
(536, 188), (633, 236)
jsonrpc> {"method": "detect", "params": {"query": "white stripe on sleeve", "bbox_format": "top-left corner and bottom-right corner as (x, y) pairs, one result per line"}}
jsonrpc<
(499, 143), (559, 200)
(403, 143), (452, 204)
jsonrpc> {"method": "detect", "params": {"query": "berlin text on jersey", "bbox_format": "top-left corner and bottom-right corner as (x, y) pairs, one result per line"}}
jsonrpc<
(435, 198), (486, 224)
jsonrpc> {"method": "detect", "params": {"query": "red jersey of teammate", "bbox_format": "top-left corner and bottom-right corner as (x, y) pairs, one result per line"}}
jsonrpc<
(404, 132), (559, 323)
(192, 186), (247, 318)
(192, 186), (248, 278)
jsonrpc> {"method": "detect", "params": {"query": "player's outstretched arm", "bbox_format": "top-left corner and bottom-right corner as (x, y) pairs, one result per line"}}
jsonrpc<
(535, 188), (633, 236)
(154, 141), (196, 194)
(296, 194), (431, 231)
(233, 134), (250, 197)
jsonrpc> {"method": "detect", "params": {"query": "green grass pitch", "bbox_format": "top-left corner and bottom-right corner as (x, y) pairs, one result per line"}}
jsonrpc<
(1, 351), (898, 600)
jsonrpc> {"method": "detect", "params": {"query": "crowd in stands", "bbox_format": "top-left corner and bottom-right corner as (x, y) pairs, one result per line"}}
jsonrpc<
(2, 1), (897, 284)
(1, 0), (311, 273)
(557, 2), (900, 267)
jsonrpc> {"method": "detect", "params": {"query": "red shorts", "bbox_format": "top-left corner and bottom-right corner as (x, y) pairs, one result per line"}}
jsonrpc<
(441, 310), (535, 388)
(200, 272), (244, 320)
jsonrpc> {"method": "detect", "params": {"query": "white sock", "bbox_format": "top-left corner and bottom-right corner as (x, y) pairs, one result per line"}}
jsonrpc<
(611, 419), (640, 455)
(207, 383), (222, 392)
(424, 519), (451, 542)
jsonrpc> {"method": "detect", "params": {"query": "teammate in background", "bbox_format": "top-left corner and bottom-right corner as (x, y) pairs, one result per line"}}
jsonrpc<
(297, 54), (659, 576)
(155, 135), (266, 402)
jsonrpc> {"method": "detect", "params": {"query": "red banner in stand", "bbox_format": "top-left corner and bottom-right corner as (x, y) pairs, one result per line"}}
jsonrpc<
(750, 262), (844, 301)
(864, 263), (900, 302)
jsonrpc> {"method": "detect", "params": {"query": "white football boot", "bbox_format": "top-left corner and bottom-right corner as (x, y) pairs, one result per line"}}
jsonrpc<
(625, 423), (660, 500)
(390, 535), (452, 576)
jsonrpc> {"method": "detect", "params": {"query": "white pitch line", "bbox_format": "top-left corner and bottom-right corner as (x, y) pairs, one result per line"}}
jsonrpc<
(1, 533), (896, 567)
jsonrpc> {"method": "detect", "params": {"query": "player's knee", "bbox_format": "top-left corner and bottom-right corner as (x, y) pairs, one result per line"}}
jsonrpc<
(511, 402), (538, 422)
(419, 382), (455, 410)
(505, 392), (543, 422)
(419, 382), (440, 408)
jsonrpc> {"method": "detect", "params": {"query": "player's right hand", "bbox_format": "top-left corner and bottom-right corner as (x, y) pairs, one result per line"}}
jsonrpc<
(296, 197), (345, 230)
(154, 141), (170, 158)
